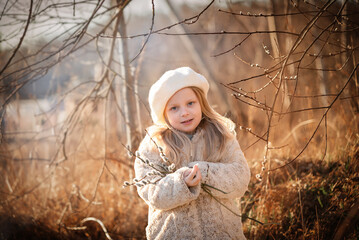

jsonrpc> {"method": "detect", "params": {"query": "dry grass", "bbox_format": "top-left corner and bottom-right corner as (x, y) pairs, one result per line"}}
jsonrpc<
(0, 2), (358, 238)
(1, 97), (358, 240)
(0, 97), (149, 239)
(242, 129), (359, 239)
(1, 66), (358, 239)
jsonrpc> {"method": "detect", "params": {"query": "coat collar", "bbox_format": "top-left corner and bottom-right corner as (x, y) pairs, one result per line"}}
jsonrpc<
(190, 127), (205, 143)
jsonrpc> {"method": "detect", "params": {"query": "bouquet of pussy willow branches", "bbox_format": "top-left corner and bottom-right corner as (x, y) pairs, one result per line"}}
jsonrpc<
(122, 138), (176, 188)
(122, 132), (265, 225)
(122, 131), (215, 191)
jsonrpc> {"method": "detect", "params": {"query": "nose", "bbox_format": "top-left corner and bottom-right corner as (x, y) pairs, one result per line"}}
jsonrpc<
(180, 107), (189, 117)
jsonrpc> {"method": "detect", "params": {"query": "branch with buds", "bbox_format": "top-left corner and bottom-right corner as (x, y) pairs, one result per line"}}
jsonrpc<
(122, 131), (176, 188)
(122, 147), (176, 188)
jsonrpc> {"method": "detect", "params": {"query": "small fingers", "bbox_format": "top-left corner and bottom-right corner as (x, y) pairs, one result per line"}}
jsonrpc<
(192, 169), (202, 185)
(183, 168), (192, 178)
(184, 165), (202, 187)
(185, 177), (198, 187)
(186, 165), (197, 179)
(196, 167), (202, 181)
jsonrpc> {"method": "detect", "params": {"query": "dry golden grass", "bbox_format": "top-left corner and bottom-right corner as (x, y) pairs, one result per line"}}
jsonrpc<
(1, 103), (358, 239)
(243, 135), (359, 239)
(0, 1), (358, 239)
(1, 71), (358, 240)
(0, 98), (148, 239)
(241, 114), (359, 239)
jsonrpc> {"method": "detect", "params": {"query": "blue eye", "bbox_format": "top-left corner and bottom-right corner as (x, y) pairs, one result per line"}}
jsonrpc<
(188, 101), (194, 106)
(170, 106), (177, 111)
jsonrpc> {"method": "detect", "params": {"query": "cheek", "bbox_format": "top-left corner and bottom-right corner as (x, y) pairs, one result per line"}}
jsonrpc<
(195, 106), (202, 116)
(165, 111), (177, 124)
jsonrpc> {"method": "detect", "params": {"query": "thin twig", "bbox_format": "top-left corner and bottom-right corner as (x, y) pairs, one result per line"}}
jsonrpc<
(212, 34), (251, 57)
(0, 0), (33, 76)
(265, 0), (336, 172)
(270, 63), (358, 171)
(298, 182), (306, 239)
(218, 9), (333, 17)
(130, 0), (155, 63)
(201, 185), (271, 225)
(81, 217), (113, 240)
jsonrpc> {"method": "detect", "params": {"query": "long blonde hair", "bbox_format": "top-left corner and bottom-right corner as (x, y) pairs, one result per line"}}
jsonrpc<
(147, 87), (236, 166)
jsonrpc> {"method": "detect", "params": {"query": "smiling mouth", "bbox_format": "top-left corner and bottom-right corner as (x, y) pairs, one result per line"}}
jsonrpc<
(181, 119), (193, 124)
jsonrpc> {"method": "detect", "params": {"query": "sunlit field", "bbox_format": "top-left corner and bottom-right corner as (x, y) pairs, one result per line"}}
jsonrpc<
(1, 86), (358, 239)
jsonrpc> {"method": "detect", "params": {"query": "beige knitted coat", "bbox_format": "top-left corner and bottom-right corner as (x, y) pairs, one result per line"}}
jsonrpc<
(134, 128), (250, 240)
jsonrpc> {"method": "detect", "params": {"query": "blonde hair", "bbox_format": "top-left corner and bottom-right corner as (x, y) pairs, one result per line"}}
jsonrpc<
(147, 87), (236, 166)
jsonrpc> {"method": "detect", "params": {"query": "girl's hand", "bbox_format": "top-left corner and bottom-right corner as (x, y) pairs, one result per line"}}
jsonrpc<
(183, 164), (202, 187)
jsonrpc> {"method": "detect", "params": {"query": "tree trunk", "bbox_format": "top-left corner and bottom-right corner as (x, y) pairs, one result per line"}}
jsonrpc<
(118, 12), (139, 151)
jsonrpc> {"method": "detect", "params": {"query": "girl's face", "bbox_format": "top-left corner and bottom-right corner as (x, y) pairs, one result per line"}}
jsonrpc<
(165, 87), (202, 134)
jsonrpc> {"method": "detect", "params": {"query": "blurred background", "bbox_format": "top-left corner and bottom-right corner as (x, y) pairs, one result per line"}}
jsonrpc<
(0, 0), (358, 239)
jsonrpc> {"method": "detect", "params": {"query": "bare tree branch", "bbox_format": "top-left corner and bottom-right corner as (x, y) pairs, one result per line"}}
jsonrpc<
(270, 63), (358, 171)
(0, 0), (33, 76)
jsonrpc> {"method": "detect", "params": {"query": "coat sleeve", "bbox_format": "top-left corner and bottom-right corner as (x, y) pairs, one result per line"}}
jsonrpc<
(134, 136), (201, 211)
(188, 137), (250, 199)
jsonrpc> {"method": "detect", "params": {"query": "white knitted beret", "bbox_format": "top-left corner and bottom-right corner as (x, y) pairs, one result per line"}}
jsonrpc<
(148, 67), (209, 125)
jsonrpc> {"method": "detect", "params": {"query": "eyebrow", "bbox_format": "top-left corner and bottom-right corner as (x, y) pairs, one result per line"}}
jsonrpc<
(167, 96), (197, 107)
(186, 98), (197, 103)
(166, 103), (177, 109)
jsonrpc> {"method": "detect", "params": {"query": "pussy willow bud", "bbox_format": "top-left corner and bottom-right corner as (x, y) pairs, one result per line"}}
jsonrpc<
(127, 151), (133, 158)
(135, 151), (141, 157)
(169, 163), (176, 170)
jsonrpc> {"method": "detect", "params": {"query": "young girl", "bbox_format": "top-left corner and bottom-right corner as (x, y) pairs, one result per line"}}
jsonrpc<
(134, 67), (250, 239)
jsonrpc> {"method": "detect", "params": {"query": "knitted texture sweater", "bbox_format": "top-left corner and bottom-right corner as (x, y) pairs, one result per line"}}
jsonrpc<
(134, 128), (250, 240)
